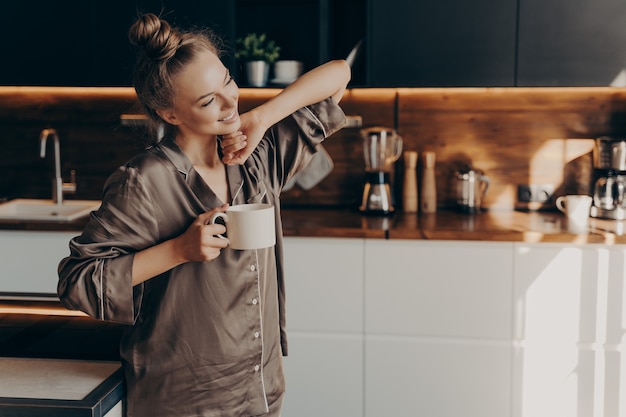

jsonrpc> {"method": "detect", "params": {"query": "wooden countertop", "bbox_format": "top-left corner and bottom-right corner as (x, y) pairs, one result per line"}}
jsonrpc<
(2, 207), (626, 244)
(281, 208), (626, 244)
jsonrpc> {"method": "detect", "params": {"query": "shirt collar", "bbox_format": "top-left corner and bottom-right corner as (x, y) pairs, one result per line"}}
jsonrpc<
(156, 136), (194, 179)
(156, 135), (245, 203)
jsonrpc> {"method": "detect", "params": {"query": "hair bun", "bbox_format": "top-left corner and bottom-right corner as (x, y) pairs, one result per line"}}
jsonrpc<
(129, 13), (180, 61)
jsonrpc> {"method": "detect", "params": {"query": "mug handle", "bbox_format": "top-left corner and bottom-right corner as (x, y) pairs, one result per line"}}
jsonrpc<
(480, 175), (490, 196)
(209, 212), (229, 240)
(555, 196), (566, 213)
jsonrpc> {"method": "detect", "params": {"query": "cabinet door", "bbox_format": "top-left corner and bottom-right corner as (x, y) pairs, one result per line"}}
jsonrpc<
(282, 237), (364, 417)
(368, 0), (517, 86)
(364, 240), (514, 417)
(91, 1), (235, 86)
(0, 2), (94, 86)
(366, 337), (511, 417)
(517, 0), (626, 86)
(512, 243), (626, 417)
(0, 231), (77, 297)
(282, 334), (363, 417)
(0, 1), (234, 86)
(283, 237), (364, 332)
(365, 240), (513, 338)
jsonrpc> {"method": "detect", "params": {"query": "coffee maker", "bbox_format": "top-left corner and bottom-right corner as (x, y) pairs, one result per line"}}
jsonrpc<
(590, 137), (626, 220)
(359, 127), (403, 214)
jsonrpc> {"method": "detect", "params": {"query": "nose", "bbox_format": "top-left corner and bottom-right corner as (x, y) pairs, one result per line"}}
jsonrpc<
(221, 82), (239, 108)
(219, 94), (238, 112)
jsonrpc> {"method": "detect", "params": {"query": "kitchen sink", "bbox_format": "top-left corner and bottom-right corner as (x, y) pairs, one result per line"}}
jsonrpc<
(0, 199), (100, 222)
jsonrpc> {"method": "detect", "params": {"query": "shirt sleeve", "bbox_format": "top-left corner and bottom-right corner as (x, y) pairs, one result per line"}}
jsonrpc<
(249, 97), (347, 191)
(57, 165), (159, 325)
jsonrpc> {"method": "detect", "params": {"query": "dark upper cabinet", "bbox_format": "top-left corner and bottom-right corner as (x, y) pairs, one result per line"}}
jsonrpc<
(367, 0), (517, 87)
(0, 0), (234, 87)
(0, 0), (363, 87)
(517, 0), (626, 86)
(3, 0), (624, 87)
(0, 2), (94, 86)
(90, 0), (235, 86)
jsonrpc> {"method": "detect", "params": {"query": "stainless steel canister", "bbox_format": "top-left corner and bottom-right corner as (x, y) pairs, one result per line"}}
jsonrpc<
(455, 168), (490, 213)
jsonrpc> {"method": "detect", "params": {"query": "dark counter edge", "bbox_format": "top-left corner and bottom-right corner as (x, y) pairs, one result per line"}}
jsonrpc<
(0, 367), (125, 417)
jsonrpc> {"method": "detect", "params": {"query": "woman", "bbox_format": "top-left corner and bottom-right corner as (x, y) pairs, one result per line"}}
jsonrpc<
(57, 13), (350, 417)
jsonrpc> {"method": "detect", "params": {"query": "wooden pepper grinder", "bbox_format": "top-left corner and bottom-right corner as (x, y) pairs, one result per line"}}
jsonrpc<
(421, 151), (437, 213)
(403, 151), (419, 213)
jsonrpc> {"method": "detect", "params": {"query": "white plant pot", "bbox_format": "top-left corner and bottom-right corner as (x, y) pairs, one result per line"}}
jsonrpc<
(245, 60), (270, 87)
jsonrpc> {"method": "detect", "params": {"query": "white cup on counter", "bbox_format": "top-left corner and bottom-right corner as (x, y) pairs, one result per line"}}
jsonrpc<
(273, 60), (303, 83)
(209, 203), (275, 250)
(556, 194), (592, 233)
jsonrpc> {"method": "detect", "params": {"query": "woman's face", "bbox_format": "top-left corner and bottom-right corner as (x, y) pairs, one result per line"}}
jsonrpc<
(164, 49), (241, 138)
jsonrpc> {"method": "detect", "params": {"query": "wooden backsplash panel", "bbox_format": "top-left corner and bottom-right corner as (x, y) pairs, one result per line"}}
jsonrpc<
(1, 87), (142, 123)
(0, 87), (397, 207)
(3, 86), (626, 210)
(1, 87), (144, 200)
(397, 87), (626, 210)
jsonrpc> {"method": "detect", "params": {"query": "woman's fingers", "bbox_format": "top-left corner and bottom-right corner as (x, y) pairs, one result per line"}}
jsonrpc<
(220, 131), (247, 156)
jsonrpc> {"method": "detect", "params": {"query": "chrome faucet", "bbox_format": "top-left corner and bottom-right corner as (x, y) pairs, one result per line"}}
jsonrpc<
(39, 128), (76, 205)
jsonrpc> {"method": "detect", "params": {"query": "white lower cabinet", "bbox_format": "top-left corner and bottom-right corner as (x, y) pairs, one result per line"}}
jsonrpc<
(513, 243), (626, 417)
(5, 231), (626, 417)
(0, 230), (77, 296)
(282, 334), (363, 417)
(366, 337), (511, 417)
(364, 240), (514, 417)
(282, 237), (365, 417)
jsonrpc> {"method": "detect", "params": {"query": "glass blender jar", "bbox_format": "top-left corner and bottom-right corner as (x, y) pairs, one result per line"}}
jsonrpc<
(359, 127), (403, 214)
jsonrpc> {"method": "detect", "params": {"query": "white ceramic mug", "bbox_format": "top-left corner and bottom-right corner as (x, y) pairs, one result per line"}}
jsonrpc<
(209, 203), (276, 250)
(556, 195), (592, 232)
(273, 60), (303, 82)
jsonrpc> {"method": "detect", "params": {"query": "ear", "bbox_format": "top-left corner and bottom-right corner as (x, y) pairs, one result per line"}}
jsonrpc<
(156, 108), (181, 126)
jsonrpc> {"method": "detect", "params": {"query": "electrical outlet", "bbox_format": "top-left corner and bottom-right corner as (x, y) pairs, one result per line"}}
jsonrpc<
(517, 184), (555, 203)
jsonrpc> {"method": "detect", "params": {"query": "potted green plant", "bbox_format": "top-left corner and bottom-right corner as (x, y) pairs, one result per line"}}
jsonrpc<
(235, 33), (281, 87)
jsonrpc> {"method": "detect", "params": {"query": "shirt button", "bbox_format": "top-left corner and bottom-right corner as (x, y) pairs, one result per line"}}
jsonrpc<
(254, 332), (260, 338)
(252, 298), (258, 305)
(254, 365), (260, 372)
(250, 264), (256, 271)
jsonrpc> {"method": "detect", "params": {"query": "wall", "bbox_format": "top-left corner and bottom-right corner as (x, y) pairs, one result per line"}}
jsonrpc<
(2, 86), (626, 211)
(397, 88), (626, 210)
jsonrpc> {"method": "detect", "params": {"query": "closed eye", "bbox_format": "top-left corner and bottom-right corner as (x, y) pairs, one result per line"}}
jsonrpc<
(201, 97), (215, 107)
(200, 72), (233, 107)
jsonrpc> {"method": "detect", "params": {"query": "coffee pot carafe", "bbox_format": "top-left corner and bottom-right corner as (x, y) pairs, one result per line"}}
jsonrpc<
(592, 174), (626, 219)
(359, 127), (403, 214)
(590, 137), (626, 219)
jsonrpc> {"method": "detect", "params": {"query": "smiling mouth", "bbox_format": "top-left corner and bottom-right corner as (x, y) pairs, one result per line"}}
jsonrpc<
(220, 110), (237, 122)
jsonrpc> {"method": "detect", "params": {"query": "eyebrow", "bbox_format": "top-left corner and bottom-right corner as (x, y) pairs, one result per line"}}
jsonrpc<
(195, 70), (231, 103)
